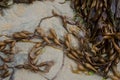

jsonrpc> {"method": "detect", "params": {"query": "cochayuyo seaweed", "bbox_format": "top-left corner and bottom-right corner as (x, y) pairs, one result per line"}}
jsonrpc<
(0, 0), (120, 80)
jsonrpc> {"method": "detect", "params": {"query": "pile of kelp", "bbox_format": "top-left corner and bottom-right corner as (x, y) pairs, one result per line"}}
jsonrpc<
(70, 0), (120, 80)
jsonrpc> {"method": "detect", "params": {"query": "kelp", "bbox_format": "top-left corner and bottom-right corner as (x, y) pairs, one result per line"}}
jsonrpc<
(70, 0), (120, 80)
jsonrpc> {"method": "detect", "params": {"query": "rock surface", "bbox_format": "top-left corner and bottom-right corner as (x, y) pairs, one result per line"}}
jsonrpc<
(36, 46), (64, 79)
(14, 69), (47, 80)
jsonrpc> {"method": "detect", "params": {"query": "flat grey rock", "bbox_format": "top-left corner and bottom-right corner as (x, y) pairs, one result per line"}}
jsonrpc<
(36, 46), (64, 80)
(14, 69), (47, 80)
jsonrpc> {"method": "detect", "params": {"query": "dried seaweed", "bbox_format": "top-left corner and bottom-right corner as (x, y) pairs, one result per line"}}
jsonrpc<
(69, 0), (120, 80)
(0, 0), (120, 80)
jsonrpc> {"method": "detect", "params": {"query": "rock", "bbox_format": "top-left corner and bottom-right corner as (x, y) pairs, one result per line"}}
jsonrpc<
(12, 40), (64, 80)
(14, 42), (35, 54)
(14, 69), (47, 80)
(36, 46), (64, 80)
(0, 1), (73, 35)
(52, 1), (74, 17)
(13, 53), (28, 66)
(12, 42), (34, 66)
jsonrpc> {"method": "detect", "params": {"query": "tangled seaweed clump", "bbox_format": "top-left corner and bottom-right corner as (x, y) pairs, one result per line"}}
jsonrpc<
(69, 0), (120, 80)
